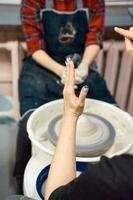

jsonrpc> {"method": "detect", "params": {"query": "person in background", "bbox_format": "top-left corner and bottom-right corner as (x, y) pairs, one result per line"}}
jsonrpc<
(45, 58), (133, 200)
(14, 0), (116, 193)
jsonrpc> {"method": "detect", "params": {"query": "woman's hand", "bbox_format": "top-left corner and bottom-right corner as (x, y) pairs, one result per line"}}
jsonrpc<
(114, 27), (133, 58)
(75, 62), (89, 84)
(63, 58), (88, 118)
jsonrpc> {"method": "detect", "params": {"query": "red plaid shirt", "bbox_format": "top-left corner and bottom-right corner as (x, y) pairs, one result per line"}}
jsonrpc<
(21, 0), (105, 54)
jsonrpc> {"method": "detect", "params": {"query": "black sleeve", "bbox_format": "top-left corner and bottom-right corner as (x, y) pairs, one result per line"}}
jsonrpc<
(49, 154), (133, 200)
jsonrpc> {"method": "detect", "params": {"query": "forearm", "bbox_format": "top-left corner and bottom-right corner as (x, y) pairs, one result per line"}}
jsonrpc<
(81, 45), (100, 66)
(32, 50), (65, 76)
(45, 115), (78, 200)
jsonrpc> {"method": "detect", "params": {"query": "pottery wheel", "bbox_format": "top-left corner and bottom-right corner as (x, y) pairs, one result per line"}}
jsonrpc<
(48, 113), (115, 157)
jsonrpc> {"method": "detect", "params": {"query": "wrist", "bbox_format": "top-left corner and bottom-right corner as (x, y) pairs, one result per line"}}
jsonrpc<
(57, 66), (66, 78)
(60, 114), (78, 137)
(79, 62), (89, 69)
(63, 114), (78, 123)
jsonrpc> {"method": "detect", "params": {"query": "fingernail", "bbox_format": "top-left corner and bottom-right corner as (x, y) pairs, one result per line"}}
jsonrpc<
(83, 85), (89, 91)
(114, 27), (119, 31)
(66, 57), (71, 62)
(65, 61), (68, 65)
(67, 57), (73, 64)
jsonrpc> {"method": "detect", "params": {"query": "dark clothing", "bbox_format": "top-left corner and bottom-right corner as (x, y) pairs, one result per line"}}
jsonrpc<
(19, 56), (116, 115)
(42, 9), (88, 64)
(21, 0), (105, 54)
(13, 110), (33, 194)
(19, 56), (63, 115)
(49, 155), (133, 200)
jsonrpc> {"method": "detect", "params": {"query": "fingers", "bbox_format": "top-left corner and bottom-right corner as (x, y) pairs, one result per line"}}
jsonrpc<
(114, 27), (133, 40)
(66, 57), (75, 86)
(63, 58), (75, 94)
(78, 85), (88, 104)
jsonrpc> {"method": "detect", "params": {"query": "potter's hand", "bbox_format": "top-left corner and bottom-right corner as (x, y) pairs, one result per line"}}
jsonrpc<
(75, 62), (89, 84)
(114, 27), (133, 58)
(60, 64), (82, 86)
(59, 68), (67, 84)
(63, 58), (88, 118)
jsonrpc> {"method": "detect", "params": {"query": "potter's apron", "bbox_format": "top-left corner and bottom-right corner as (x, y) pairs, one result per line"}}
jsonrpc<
(41, 0), (89, 65)
(19, 0), (116, 115)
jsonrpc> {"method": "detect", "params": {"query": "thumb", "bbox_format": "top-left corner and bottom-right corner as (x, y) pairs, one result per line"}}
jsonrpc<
(78, 85), (88, 104)
(114, 27), (133, 40)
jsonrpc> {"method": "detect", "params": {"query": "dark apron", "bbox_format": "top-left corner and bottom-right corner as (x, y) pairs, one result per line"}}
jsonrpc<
(19, 0), (116, 116)
(41, 0), (89, 65)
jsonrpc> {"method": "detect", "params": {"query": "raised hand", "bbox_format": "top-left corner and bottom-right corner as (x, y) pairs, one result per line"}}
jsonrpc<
(63, 58), (88, 118)
(114, 27), (133, 58)
(75, 62), (89, 84)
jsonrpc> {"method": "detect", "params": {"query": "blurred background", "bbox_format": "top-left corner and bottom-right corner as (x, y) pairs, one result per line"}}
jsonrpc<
(0, 0), (133, 199)
(0, 0), (133, 119)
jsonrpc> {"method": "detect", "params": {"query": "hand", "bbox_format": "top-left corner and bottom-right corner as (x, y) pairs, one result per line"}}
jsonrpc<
(63, 58), (88, 118)
(59, 68), (67, 84)
(75, 62), (89, 84)
(114, 27), (133, 58)
(61, 62), (89, 85)
(60, 64), (83, 86)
